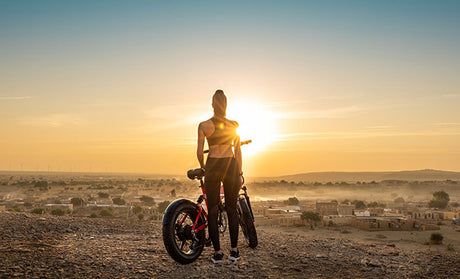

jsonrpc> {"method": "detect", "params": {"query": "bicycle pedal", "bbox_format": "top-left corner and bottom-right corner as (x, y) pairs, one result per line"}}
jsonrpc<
(205, 238), (212, 247)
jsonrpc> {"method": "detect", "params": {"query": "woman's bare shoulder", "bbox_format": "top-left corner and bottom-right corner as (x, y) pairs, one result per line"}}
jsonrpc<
(199, 118), (214, 131)
(226, 119), (239, 128)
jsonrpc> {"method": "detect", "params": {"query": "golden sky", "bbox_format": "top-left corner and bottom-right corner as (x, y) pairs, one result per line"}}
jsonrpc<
(1, 1), (459, 176)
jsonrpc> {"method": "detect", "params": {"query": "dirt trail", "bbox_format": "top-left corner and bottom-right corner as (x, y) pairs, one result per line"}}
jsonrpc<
(0, 212), (459, 278)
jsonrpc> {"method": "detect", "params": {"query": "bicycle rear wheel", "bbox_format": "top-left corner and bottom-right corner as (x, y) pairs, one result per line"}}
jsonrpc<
(237, 196), (258, 248)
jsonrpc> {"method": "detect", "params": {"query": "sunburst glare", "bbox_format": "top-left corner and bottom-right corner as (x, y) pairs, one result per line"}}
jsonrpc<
(227, 101), (277, 156)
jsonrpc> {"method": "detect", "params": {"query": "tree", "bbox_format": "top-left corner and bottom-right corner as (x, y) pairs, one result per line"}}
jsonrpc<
(157, 200), (171, 213)
(112, 197), (126, 205)
(284, 197), (299, 206)
(301, 211), (321, 229)
(428, 191), (450, 209)
(352, 200), (366, 209)
(140, 195), (155, 206)
(70, 197), (85, 207)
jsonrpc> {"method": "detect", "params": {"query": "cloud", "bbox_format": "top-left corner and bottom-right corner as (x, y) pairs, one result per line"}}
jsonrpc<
(278, 105), (366, 119)
(143, 104), (210, 131)
(0, 96), (32, 100)
(19, 113), (85, 128)
(434, 122), (460, 126)
(275, 130), (460, 142)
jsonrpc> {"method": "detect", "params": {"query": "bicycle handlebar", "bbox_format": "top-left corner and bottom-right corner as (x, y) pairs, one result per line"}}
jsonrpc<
(203, 139), (252, 154)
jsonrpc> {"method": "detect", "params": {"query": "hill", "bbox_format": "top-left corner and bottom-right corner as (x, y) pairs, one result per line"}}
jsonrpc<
(255, 169), (460, 183)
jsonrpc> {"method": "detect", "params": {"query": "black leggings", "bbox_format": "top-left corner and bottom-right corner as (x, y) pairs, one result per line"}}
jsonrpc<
(204, 157), (240, 251)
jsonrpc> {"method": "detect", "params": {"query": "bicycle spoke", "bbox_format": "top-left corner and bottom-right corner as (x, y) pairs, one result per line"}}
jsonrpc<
(180, 240), (186, 250)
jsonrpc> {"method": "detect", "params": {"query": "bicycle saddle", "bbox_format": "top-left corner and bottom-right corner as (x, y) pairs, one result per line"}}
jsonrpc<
(187, 168), (205, 180)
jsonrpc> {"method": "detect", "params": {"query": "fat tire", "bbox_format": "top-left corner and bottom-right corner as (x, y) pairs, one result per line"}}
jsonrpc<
(237, 197), (258, 248)
(162, 200), (205, 264)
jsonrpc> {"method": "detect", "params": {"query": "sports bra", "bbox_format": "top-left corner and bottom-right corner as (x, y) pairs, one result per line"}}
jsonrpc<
(207, 117), (238, 146)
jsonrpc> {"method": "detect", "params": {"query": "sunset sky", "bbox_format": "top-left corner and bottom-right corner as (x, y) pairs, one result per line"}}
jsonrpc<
(1, 1), (459, 176)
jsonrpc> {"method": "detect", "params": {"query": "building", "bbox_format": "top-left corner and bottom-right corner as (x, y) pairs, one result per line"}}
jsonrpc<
(412, 211), (443, 221)
(316, 201), (337, 216)
(352, 217), (440, 231)
(323, 215), (356, 226)
(337, 204), (355, 216)
(443, 211), (459, 219)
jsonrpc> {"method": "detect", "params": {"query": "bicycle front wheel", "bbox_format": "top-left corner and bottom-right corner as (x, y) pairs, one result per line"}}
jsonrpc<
(162, 201), (205, 264)
(237, 196), (258, 248)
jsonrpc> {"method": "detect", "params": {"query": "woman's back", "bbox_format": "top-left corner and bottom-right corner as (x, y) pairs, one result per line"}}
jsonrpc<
(200, 117), (239, 158)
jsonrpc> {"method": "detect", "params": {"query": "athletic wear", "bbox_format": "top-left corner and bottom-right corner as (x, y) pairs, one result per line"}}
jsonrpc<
(211, 252), (224, 263)
(207, 117), (238, 147)
(204, 157), (240, 252)
(229, 249), (240, 262)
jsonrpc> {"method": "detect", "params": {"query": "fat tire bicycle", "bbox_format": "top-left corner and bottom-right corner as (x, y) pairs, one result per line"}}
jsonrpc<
(162, 140), (257, 264)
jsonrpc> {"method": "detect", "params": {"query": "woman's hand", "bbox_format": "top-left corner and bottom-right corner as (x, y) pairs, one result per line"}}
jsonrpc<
(239, 174), (244, 186)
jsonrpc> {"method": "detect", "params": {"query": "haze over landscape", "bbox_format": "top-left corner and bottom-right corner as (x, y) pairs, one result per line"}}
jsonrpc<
(1, 1), (460, 177)
(1, 2), (460, 278)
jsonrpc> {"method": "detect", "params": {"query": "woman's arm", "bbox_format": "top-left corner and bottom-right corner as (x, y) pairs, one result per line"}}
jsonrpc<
(197, 123), (205, 169)
(234, 134), (242, 175)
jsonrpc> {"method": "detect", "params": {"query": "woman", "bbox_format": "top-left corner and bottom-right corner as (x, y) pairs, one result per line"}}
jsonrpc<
(197, 89), (243, 263)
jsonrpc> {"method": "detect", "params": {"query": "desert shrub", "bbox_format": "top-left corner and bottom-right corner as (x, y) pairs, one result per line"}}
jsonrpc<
(54, 199), (62, 204)
(137, 213), (144, 221)
(23, 202), (33, 207)
(140, 195), (155, 206)
(132, 205), (143, 214)
(51, 208), (66, 216)
(8, 205), (23, 212)
(98, 192), (109, 198)
(437, 221), (443, 226)
(90, 212), (98, 218)
(99, 208), (113, 217)
(446, 244), (455, 251)
(112, 197), (126, 205)
(70, 197), (85, 207)
(34, 180), (49, 191)
(430, 233), (443, 245)
(170, 189), (176, 197)
(31, 208), (46, 214)
(157, 201), (171, 213)
(451, 202), (460, 208)
(394, 197), (405, 204)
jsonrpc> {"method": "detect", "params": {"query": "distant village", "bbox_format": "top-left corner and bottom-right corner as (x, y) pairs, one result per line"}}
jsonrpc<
(1, 173), (459, 232)
(253, 196), (460, 231)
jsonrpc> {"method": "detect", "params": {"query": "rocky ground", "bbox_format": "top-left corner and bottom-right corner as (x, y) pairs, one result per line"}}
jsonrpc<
(0, 212), (459, 278)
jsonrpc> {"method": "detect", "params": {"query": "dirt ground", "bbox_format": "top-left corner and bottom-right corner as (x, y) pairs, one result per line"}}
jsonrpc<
(1, 212), (459, 278)
(260, 221), (460, 252)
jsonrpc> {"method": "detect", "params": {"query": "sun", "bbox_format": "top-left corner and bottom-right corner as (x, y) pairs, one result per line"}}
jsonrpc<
(226, 101), (277, 156)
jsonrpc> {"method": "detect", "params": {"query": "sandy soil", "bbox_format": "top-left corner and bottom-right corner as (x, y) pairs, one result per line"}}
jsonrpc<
(1, 212), (459, 278)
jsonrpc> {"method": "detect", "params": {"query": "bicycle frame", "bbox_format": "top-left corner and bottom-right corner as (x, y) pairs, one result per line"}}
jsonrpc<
(186, 177), (225, 235)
